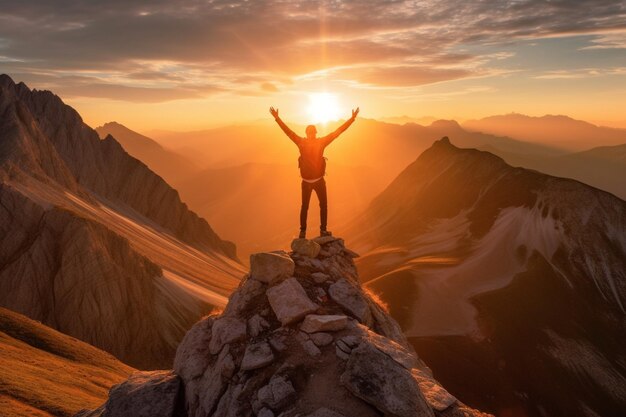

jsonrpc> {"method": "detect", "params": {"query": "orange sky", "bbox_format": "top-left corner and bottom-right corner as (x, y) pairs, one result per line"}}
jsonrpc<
(1, 1), (625, 130)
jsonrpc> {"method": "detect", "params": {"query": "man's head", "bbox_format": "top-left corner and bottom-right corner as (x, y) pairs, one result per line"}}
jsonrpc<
(305, 124), (317, 139)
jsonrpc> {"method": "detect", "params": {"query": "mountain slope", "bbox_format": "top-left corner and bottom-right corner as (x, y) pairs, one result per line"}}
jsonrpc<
(464, 113), (626, 151)
(79, 237), (491, 417)
(350, 137), (626, 417)
(0, 74), (245, 369)
(0, 306), (133, 417)
(95, 121), (199, 185)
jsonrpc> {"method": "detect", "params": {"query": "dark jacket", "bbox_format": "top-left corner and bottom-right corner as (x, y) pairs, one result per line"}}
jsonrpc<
(275, 117), (355, 180)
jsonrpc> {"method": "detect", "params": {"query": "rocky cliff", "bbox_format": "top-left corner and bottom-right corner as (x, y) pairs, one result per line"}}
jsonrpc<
(349, 137), (626, 416)
(0, 74), (244, 369)
(77, 237), (491, 417)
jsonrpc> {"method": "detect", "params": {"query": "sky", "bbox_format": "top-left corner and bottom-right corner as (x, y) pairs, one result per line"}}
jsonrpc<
(0, 0), (625, 131)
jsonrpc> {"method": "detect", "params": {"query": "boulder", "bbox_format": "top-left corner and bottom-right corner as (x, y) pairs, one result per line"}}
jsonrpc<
(340, 343), (434, 417)
(241, 341), (274, 370)
(266, 278), (319, 325)
(250, 252), (295, 283)
(300, 314), (348, 333)
(328, 279), (372, 325)
(310, 332), (333, 346)
(311, 272), (331, 283)
(291, 238), (321, 258)
(257, 375), (296, 409)
(99, 371), (181, 417)
(248, 314), (270, 337)
(208, 317), (247, 355)
(412, 368), (457, 411)
(174, 316), (214, 380)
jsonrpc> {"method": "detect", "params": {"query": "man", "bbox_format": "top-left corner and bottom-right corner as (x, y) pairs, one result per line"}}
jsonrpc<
(270, 106), (359, 238)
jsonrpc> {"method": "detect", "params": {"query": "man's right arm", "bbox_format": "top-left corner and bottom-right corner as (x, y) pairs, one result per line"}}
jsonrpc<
(270, 107), (301, 144)
(275, 116), (302, 144)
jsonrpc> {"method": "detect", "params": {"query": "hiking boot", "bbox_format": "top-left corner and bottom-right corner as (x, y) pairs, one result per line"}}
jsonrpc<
(299, 230), (306, 239)
(320, 230), (332, 237)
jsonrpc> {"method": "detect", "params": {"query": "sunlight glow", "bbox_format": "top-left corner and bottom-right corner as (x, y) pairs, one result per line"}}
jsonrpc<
(307, 92), (341, 124)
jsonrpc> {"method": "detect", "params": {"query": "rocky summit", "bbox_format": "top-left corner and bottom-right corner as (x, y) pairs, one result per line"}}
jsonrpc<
(78, 237), (491, 417)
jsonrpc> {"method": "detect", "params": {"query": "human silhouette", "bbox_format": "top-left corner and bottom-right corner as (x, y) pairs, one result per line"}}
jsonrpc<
(270, 106), (359, 238)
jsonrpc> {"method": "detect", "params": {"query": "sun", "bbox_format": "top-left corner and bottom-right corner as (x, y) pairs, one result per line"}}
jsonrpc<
(307, 92), (341, 124)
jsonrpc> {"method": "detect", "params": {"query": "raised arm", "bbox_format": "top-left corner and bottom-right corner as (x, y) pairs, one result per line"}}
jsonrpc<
(321, 107), (359, 147)
(270, 107), (302, 145)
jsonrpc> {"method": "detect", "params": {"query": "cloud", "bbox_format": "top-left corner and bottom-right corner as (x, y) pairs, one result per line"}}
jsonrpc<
(0, 0), (624, 100)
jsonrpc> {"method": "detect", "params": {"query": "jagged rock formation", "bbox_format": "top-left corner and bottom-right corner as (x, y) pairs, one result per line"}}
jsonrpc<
(0, 306), (133, 416)
(350, 137), (626, 417)
(0, 74), (244, 369)
(78, 237), (491, 417)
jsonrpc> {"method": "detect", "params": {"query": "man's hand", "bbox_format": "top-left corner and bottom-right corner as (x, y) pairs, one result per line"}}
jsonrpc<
(351, 107), (360, 119)
(269, 107), (279, 119)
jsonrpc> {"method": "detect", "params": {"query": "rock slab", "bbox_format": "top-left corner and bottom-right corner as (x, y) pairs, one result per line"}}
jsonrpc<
(300, 314), (348, 333)
(340, 343), (434, 417)
(266, 278), (319, 325)
(291, 238), (321, 258)
(250, 252), (295, 283)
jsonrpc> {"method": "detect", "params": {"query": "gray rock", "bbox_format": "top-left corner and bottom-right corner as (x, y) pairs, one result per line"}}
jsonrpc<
(248, 314), (270, 337)
(335, 345), (350, 360)
(209, 317), (247, 355)
(250, 252), (295, 284)
(197, 345), (236, 414)
(311, 272), (331, 283)
(309, 258), (325, 271)
(335, 339), (353, 354)
(302, 339), (322, 357)
(412, 368), (457, 411)
(223, 277), (266, 317)
(328, 279), (372, 325)
(269, 332), (288, 352)
(340, 343), (434, 417)
(173, 316), (214, 380)
(291, 238), (321, 258)
(310, 332), (333, 346)
(266, 278), (319, 325)
(300, 314), (348, 333)
(101, 371), (180, 417)
(241, 341), (274, 370)
(258, 375), (296, 409)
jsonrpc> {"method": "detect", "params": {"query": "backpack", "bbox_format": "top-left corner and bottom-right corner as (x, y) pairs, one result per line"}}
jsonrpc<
(298, 156), (327, 179)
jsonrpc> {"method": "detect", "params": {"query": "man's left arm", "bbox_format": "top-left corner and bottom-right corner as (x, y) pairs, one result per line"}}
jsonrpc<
(321, 107), (359, 146)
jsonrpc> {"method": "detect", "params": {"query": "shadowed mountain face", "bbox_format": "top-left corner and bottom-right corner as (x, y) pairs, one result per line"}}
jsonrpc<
(464, 113), (626, 151)
(0, 74), (245, 369)
(351, 138), (626, 417)
(0, 306), (133, 417)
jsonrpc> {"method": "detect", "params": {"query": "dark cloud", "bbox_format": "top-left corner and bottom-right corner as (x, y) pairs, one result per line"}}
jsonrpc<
(0, 0), (624, 101)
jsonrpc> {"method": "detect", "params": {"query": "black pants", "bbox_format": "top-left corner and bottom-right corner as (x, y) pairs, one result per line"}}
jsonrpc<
(300, 178), (327, 232)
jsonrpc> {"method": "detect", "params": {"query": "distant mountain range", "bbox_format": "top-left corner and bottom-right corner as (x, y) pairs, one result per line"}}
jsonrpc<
(464, 113), (626, 151)
(349, 137), (626, 417)
(0, 74), (244, 369)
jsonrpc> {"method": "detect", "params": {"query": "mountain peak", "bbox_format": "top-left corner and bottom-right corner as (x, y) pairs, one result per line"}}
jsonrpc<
(79, 237), (491, 417)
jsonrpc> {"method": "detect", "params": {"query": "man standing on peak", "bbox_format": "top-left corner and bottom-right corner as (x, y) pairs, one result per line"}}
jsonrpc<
(270, 106), (359, 239)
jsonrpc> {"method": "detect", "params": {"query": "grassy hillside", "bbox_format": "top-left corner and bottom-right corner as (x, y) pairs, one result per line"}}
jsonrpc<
(0, 307), (133, 417)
